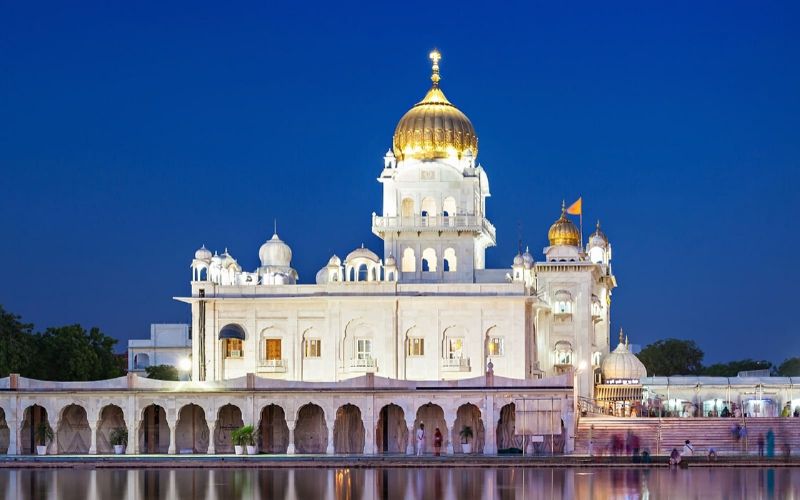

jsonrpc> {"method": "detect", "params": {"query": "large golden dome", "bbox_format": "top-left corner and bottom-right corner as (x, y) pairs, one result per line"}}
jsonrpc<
(392, 50), (478, 161)
(548, 202), (581, 246)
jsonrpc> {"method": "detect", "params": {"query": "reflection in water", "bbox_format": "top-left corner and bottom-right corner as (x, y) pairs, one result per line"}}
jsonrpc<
(1, 466), (799, 499)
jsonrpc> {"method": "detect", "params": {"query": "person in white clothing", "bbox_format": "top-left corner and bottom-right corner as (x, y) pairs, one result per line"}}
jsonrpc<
(416, 423), (425, 456)
(682, 440), (694, 456)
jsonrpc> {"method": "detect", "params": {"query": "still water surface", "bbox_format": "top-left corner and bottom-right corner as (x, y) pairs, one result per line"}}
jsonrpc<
(1, 466), (797, 499)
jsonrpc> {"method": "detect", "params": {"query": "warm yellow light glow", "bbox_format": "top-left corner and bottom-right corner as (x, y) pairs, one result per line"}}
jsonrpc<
(178, 357), (192, 372)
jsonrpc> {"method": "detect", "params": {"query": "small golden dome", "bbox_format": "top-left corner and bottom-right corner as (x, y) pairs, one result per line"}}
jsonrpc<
(548, 201), (581, 247)
(392, 50), (478, 161)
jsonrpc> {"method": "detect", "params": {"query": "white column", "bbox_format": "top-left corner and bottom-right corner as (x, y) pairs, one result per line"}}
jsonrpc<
(445, 413), (457, 455)
(89, 420), (98, 454)
(286, 420), (296, 455)
(126, 420), (137, 455)
(364, 414), (375, 455)
(483, 396), (497, 455)
(51, 418), (59, 455)
(7, 419), (18, 456)
(325, 420), (335, 455)
(207, 422), (216, 454)
(405, 417), (415, 455)
(168, 423), (176, 454)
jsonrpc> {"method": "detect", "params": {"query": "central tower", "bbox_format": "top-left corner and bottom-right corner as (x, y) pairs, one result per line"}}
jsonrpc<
(371, 50), (496, 283)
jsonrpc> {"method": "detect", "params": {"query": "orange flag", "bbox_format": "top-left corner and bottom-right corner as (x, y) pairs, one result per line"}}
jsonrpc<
(566, 197), (582, 215)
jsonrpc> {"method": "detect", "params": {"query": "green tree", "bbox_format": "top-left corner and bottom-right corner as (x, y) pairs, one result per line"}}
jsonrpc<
(0, 305), (35, 377)
(145, 364), (180, 381)
(702, 359), (772, 377)
(777, 357), (800, 376)
(31, 324), (122, 381)
(637, 338), (704, 376)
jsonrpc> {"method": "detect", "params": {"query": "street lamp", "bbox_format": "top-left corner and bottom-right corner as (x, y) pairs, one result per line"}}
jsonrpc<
(178, 357), (192, 381)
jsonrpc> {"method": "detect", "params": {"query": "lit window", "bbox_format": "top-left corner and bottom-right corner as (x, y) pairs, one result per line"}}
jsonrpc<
(356, 339), (372, 360)
(408, 338), (425, 356)
(305, 339), (322, 358)
(447, 338), (464, 359)
(225, 338), (243, 358)
(555, 350), (572, 365)
(488, 337), (504, 356)
(265, 339), (281, 360)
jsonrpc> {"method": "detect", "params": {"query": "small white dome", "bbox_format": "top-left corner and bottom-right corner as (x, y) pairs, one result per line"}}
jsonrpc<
(601, 332), (647, 382)
(210, 252), (222, 265)
(513, 253), (524, 266)
(259, 233), (292, 267)
(328, 254), (342, 266)
(522, 247), (534, 269)
(220, 249), (237, 267)
(195, 245), (212, 261)
(315, 267), (328, 285)
(345, 245), (380, 263)
(588, 221), (609, 249)
(385, 254), (397, 267)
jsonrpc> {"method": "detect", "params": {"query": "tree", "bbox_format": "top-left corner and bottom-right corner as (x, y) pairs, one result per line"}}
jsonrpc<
(777, 357), (800, 376)
(145, 364), (180, 381)
(702, 359), (772, 377)
(637, 338), (704, 376)
(29, 324), (122, 381)
(0, 305), (35, 377)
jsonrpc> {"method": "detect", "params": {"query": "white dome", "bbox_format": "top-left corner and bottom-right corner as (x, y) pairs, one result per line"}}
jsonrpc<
(195, 245), (212, 261)
(328, 254), (342, 266)
(601, 336), (647, 382)
(220, 249), (237, 267)
(345, 246), (380, 263)
(588, 221), (609, 249)
(522, 247), (534, 269)
(315, 267), (328, 284)
(513, 253), (524, 266)
(259, 233), (292, 267)
(384, 254), (397, 267)
(210, 252), (222, 265)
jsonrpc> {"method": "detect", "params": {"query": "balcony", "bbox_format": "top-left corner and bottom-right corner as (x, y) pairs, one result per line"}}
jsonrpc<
(349, 357), (377, 372)
(371, 214), (496, 244)
(441, 357), (471, 372)
(257, 359), (287, 373)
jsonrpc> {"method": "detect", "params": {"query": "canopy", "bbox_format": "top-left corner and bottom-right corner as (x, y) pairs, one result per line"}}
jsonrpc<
(219, 324), (246, 340)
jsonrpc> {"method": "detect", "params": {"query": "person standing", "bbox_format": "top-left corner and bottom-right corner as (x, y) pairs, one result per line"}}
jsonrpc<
(416, 424), (425, 456)
(682, 440), (694, 457)
(433, 428), (443, 456)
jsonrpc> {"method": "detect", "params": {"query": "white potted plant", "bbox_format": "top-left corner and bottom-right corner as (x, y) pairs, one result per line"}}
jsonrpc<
(110, 427), (128, 454)
(231, 427), (246, 455)
(35, 422), (53, 456)
(459, 426), (474, 454)
(243, 425), (258, 455)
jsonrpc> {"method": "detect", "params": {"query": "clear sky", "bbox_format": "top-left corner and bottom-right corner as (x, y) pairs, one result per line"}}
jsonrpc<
(1, 1), (798, 363)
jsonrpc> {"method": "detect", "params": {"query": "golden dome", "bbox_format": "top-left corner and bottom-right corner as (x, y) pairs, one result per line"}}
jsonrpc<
(548, 201), (581, 247)
(392, 50), (478, 161)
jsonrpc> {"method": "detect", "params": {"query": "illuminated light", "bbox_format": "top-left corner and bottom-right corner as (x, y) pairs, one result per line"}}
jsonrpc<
(178, 357), (192, 373)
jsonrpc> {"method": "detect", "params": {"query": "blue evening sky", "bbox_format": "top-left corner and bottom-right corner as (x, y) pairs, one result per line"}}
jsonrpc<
(1, 1), (798, 363)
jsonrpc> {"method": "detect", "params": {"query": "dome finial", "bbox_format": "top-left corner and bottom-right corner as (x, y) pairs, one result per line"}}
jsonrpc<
(429, 49), (441, 87)
(618, 327), (624, 346)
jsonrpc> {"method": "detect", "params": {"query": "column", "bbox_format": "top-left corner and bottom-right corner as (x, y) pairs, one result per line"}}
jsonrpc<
(168, 423), (177, 454)
(51, 418), (58, 455)
(89, 420), (98, 454)
(126, 420), (137, 455)
(325, 420), (335, 455)
(207, 422), (216, 454)
(445, 413), (457, 455)
(483, 395), (497, 455)
(286, 420), (296, 455)
(7, 419), (17, 456)
(406, 417), (415, 455)
(364, 414), (375, 455)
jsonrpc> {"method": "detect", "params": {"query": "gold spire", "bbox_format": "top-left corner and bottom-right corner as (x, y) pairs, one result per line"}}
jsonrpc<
(429, 49), (441, 87)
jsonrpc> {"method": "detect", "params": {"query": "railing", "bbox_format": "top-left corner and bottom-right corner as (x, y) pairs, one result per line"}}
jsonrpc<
(578, 397), (606, 416)
(441, 357), (471, 372)
(257, 359), (287, 372)
(371, 214), (496, 242)
(349, 357), (377, 372)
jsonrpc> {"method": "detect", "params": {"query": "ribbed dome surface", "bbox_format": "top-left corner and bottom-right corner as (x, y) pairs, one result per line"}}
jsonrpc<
(548, 204), (581, 247)
(602, 337), (647, 382)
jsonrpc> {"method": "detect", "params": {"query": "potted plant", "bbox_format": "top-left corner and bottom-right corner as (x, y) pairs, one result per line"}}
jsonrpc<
(35, 422), (54, 456)
(243, 425), (258, 455)
(231, 427), (246, 455)
(459, 425), (474, 454)
(110, 427), (128, 454)
(232, 425), (257, 455)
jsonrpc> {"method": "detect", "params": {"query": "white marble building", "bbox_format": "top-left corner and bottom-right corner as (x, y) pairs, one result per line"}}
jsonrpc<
(127, 324), (191, 373)
(180, 50), (617, 403)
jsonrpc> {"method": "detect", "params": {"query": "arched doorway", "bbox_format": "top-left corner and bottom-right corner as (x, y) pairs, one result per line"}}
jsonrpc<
(215, 404), (243, 454)
(295, 404), (327, 454)
(57, 404), (91, 454)
(259, 404), (289, 454)
(496, 403), (521, 452)
(333, 404), (364, 454)
(175, 404), (209, 453)
(0, 407), (9, 454)
(452, 403), (485, 454)
(139, 404), (169, 454)
(376, 404), (407, 453)
(21, 405), (51, 454)
(97, 405), (126, 454)
(414, 403), (446, 455)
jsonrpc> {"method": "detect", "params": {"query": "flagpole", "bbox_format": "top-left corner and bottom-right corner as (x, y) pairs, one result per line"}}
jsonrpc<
(579, 196), (583, 249)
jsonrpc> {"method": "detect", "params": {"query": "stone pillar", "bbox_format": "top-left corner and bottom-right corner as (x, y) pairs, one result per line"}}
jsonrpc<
(286, 420), (296, 455)
(406, 418), (415, 455)
(325, 420), (335, 455)
(126, 420), (137, 455)
(168, 423), (177, 454)
(207, 422), (216, 454)
(7, 418), (18, 456)
(364, 414), (375, 455)
(483, 396), (497, 455)
(445, 414), (457, 455)
(89, 420), (98, 454)
(51, 418), (59, 455)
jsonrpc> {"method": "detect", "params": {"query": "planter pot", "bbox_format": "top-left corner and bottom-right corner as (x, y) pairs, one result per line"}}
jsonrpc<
(462, 443), (472, 454)
(234, 445), (244, 455)
(36, 445), (47, 456)
(246, 445), (257, 455)
(114, 445), (125, 455)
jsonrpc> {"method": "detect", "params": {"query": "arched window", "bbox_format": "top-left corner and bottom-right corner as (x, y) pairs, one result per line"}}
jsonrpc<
(402, 248), (416, 272)
(553, 290), (573, 315)
(349, 267), (356, 282)
(591, 295), (602, 318)
(358, 264), (368, 282)
(422, 248), (437, 272)
(219, 324), (246, 359)
(554, 341), (573, 365)
(592, 351), (602, 366)
(134, 353), (150, 370)
(421, 197), (437, 217)
(443, 197), (456, 217)
(401, 197), (415, 217)
(443, 248), (457, 272)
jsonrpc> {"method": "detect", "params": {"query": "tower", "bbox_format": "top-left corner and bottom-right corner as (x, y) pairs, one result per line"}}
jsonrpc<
(371, 50), (495, 283)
